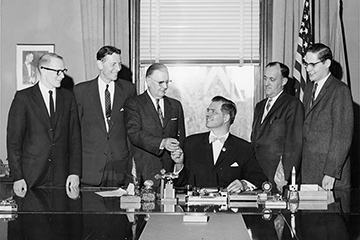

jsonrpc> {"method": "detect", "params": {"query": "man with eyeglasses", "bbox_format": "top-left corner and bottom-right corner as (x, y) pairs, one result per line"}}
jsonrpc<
(7, 53), (81, 195)
(73, 45), (135, 187)
(302, 43), (354, 190)
(124, 63), (185, 188)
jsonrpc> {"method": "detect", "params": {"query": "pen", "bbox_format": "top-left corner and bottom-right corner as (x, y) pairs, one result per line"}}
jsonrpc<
(291, 166), (296, 186)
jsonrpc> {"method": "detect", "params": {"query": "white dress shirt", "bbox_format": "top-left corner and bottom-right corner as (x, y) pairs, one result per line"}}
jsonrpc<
(98, 77), (114, 131)
(39, 81), (56, 115)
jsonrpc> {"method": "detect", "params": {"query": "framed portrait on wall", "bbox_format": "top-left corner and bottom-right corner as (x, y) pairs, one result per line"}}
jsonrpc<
(16, 44), (55, 90)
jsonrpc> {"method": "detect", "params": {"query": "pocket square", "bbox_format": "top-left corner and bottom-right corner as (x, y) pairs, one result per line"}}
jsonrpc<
(230, 162), (239, 167)
(120, 108), (124, 112)
(171, 118), (177, 121)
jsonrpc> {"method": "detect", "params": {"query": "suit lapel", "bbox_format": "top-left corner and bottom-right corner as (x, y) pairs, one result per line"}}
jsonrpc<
(32, 84), (52, 127)
(263, 92), (286, 123)
(53, 88), (64, 128)
(253, 101), (264, 125)
(88, 78), (107, 133)
(213, 134), (232, 169)
(142, 91), (163, 128)
(163, 96), (172, 128)
(305, 76), (332, 117)
(108, 81), (124, 132)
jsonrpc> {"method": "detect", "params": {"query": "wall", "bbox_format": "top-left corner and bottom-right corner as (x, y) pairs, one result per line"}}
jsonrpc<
(343, 0), (360, 187)
(0, 0), (85, 161)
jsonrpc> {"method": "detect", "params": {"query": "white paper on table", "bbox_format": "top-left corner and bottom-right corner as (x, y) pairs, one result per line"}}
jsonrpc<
(95, 188), (127, 197)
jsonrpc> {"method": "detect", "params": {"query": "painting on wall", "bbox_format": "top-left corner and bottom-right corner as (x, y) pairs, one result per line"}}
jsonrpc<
(16, 44), (55, 90)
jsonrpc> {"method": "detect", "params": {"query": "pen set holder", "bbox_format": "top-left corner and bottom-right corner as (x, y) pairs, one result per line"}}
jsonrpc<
(154, 169), (178, 200)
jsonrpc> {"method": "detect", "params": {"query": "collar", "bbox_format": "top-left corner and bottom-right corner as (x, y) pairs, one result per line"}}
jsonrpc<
(147, 90), (164, 107)
(98, 76), (115, 90)
(313, 73), (331, 92)
(267, 90), (283, 103)
(39, 80), (55, 93)
(209, 131), (229, 144)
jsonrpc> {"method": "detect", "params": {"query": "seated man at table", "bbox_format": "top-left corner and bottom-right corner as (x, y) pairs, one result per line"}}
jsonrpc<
(172, 96), (267, 193)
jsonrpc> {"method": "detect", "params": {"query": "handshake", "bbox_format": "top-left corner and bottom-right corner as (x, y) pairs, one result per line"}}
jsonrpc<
(161, 137), (184, 170)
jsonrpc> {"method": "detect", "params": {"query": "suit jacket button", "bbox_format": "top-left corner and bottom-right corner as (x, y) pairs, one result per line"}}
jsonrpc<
(50, 128), (53, 131)
(48, 159), (51, 162)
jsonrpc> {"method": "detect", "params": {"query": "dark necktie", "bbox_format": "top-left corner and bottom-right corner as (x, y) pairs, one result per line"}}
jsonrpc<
(105, 84), (111, 128)
(310, 82), (318, 108)
(156, 99), (164, 127)
(49, 90), (55, 126)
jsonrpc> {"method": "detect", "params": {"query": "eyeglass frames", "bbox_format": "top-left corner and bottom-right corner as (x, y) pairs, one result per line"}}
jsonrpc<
(302, 59), (324, 68)
(40, 66), (68, 76)
(148, 76), (172, 86)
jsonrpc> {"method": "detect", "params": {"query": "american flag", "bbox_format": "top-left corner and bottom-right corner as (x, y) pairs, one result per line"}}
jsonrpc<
(131, 157), (138, 186)
(293, 0), (312, 101)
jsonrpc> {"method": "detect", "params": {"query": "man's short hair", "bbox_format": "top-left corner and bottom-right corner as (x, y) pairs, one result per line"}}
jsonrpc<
(306, 43), (333, 62)
(25, 52), (34, 57)
(212, 96), (237, 125)
(266, 61), (289, 78)
(37, 53), (63, 70)
(145, 63), (168, 77)
(96, 45), (121, 61)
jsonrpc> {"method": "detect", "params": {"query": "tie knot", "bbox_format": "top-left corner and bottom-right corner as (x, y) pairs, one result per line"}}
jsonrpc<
(49, 90), (53, 96)
(209, 135), (226, 144)
(106, 84), (109, 90)
(266, 98), (272, 111)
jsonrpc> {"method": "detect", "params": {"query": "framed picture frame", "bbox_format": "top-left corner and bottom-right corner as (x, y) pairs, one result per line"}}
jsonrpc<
(16, 44), (55, 90)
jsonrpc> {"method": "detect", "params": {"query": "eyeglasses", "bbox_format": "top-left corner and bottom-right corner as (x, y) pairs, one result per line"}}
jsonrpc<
(148, 76), (172, 86)
(303, 60), (324, 68)
(41, 66), (68, 76)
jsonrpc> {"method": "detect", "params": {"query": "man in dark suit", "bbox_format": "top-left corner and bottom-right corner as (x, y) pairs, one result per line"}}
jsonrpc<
(74, 46), (135, 187)
(7, 53), (81, 195)
(302, 43), (354, 190)
(124, 63), (185, 187)
(22, 52), (36, 85)
(251, 62), (304, 192)
(172, 96), (267, 192)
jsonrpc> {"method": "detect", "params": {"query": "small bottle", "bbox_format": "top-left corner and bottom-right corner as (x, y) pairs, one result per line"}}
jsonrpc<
(141, 180), (156, 202)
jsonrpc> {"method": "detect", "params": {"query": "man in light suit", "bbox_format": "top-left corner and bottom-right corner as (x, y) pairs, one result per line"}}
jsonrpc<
(74, 46), (135, 187)
(7, 53), (81, 195)
(172, 96), (267, 192)
(302, 43), (354, 190)
(124, 63), (185, 188)
(251, 62), (304, 192)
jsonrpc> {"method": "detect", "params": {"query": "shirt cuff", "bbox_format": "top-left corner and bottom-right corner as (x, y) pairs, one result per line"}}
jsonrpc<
(173, 163), (184, 175)
(159, 139), (165, 150)
(241, 180), (256, 191)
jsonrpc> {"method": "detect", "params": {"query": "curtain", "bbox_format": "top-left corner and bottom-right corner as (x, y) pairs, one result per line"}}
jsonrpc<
(80, 0), (129, 80)
(314, 0), (349, 85)
(270, 0), (348, 86)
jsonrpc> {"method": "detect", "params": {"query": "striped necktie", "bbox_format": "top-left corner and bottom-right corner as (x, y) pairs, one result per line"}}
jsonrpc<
(156, 99), (164, 127)
(310, 82), (318, 108)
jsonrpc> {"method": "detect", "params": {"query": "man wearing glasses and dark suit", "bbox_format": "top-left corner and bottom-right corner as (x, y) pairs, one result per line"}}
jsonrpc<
(124, 63), (185, 188)
(302, 43), (354, 190)
(7, 53), (81, 195)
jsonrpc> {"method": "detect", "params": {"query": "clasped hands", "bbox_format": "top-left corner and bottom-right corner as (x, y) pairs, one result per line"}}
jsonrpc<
(170, 147), (247, 193)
